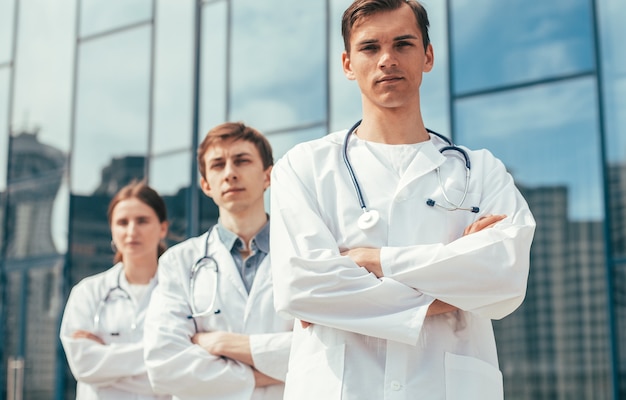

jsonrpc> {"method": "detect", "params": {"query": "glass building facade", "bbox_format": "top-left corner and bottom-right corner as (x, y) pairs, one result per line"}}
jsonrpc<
(0, 0), (624, 398)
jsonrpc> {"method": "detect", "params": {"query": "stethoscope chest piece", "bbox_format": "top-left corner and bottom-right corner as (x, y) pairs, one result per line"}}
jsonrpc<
(358, 209), (380, 230)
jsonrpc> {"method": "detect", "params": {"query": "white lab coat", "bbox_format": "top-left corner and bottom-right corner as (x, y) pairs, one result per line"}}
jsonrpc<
(270, 130), (536, 400)
(60, 262), (170, 400)
(143, 228), (293, 400)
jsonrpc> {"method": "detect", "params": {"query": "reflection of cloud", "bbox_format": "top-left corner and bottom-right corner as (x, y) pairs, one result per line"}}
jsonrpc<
(456, 78), (602, 220)
(452, 0), (594, 93)
(459, 78), (594, 139)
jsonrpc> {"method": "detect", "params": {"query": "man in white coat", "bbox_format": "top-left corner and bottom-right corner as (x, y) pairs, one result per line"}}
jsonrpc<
(144, 122), (293, 400)
(270, 1), (536, 399)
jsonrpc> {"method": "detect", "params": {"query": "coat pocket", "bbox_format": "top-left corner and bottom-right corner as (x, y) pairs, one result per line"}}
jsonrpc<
(284, 344), (345, 400)
(444, 352), (503, 400)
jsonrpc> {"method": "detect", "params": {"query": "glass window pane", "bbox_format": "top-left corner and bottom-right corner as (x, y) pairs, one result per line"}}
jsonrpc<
(267, 125), (326, 161)
(12, 0), (75, 155)
(149, 151), (192, 243)
(199, 1), (227, 138)
(229, 1), (326, 132)
(451, 0), (594, 95)
(0, 69), (9, 190)
(456, 78), (602, 221)
(0, 0), (15, 63)
(330, 0), (362, 132)
(417, 0), (449, 134)
(72, 27), (151, 195)
(152, 0), (194, 155)
(6, 137), (67, 260)
(24, 261), (65, 398)
(80, 0), (152, 38)
(455, 78), (611, 398)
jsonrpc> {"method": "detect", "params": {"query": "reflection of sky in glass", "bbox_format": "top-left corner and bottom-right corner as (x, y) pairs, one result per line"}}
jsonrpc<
(456, 78), (602, 221)
(199, 1), (227, 138)
(72, 28), (151, 194)
(80, 0), (152, 37)
(329, 0), (449, 134)
(150, 151), (191, 196)
(12, 0), (75, 153)
(0, 0), (15, 63)
(268, 125), (327, 162)
(452, 0), (594, 95)
(152, 0), (194, 155)
(599, 0), (626, 163)
(229, 0), (326, 132)
(0, 70), (8, 189)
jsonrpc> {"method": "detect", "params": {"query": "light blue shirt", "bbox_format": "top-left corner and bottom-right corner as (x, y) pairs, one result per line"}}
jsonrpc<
(215, 219), (269, 293)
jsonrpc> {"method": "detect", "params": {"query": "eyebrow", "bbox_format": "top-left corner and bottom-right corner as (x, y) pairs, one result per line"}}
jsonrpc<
(208, 151), (252, 162)
(356, 34), (419, 47)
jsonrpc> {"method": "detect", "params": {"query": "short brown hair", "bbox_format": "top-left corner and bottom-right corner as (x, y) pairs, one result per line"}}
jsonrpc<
(197, 122), (273, 180)
(341, 0), (430, 53)
(107, 180), (168, 263)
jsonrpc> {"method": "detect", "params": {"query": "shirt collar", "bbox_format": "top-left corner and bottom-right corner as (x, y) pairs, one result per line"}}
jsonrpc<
(215, 217), (270, 253)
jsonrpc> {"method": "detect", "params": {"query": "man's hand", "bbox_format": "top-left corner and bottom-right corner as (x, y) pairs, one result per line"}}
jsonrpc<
(253, 368), (282, 388)
(463, 214), (506, 235)
(72, 330), (105, 345)
(341, 248), (382, 277)
(192, 331), (254, 366)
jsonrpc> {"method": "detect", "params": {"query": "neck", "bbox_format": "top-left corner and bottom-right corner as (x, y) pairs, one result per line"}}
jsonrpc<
(123, 256), (158, 284)
(357, 105), (429, 144)
(219, 206), (268, 246)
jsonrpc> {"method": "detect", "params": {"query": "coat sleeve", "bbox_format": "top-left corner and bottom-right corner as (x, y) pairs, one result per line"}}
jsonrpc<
(270, 153), (435, 346)
(143, 250), (255, 400)
(249, 331), (292, 381)
(380, 152), (536, 320)
(59, 284), (150, 387)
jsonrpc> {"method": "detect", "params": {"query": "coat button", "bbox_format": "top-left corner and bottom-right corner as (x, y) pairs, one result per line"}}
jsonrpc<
(390, 381), (402, 391)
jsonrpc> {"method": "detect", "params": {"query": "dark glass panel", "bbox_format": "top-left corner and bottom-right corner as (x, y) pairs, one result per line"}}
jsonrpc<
(451, 0), (594, 95)
(80, 0), (152, 38)
(0, 69), (8, 190)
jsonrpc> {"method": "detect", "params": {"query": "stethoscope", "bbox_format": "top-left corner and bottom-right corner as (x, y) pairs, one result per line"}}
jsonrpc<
(343, 119), (479, 230)
(93, 268), (137, 336)
(187, 228), (221, 319)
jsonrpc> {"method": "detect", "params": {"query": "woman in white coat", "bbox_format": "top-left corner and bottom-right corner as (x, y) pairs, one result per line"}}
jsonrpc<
(60, 181), (170, 400)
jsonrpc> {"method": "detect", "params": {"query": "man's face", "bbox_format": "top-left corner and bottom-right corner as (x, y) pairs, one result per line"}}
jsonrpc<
(200, 139), (271, 216)
(342, 4), (433, 111)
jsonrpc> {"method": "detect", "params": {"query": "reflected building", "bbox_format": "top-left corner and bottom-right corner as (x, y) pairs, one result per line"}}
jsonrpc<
(5, 130), (66, 258)
(495, 185), (611, 399)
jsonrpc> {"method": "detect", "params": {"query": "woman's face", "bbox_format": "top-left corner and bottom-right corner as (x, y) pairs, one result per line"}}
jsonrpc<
(110, 198), (167, 263)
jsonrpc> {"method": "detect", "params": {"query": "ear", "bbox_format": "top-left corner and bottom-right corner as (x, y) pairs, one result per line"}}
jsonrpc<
(200, 177), (213, 198)
(159, 221), (169, 240)
(423, 44), (434, 73)
(342, 51), (356, 80)
(263, 165), (272, 191)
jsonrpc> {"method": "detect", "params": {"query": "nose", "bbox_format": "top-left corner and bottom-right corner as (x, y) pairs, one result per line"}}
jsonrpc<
(378, 49), (397, 69)
(223, 160), (238, 181)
